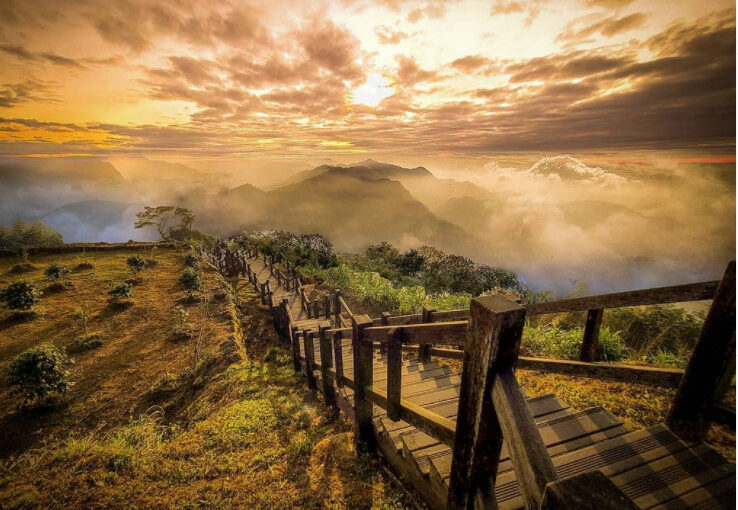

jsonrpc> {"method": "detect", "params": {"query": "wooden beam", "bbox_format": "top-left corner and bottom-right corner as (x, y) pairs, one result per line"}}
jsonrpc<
(363, 320), (468, 345)
(447, 294), (533, 510)
(419, 306), (436, 362)
(527, 280), (719, 315)
(333, 289), (342, 327)
(318, 324), (336, 408)
(580, 308), (603, 362)
(668, 261), (736, 441)
(386, 327), (405, 421)
(352, 314), (375, 454)
(363, 386), (456, 445)
(491, 369), (557, 509)
(303, 329), (317, 390)
(540, 471), (638, 510)
(333, 330), (344, 386)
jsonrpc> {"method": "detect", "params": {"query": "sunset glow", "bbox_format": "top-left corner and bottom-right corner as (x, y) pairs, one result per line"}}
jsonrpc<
(0, 0), (733, 160)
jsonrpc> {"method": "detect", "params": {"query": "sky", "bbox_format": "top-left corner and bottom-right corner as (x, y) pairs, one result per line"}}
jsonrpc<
(0, 0), (735, 163)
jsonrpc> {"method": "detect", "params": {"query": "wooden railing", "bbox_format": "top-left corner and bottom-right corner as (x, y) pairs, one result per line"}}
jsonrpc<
(217, 242), (735, 509)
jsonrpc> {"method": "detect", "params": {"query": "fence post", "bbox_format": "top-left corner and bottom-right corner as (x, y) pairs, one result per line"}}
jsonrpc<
(303, 329), (317, 390)
(333, 330), (344, 387)
(579, 308), (603, 362)
(324, 295), (331, 319)
(260, 282), (266, 305)
(447, 295), (528, 510)
(265, 281), (272, 307)
(291, 327), (301, 372)
(419, 306), (435, 363)
(334, 289), (342, 327)
(668, 261), (736, 441)
(387, 327), (406, 421)
(352, 314), (375, 454)
(318, 324), (337, 409)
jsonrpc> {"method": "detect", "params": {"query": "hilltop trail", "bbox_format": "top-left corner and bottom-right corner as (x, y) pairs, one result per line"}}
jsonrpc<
(220, 246), (736, 510)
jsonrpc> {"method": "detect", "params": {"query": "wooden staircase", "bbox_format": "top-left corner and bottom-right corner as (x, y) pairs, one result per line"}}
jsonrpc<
(210, 244), (736, 510)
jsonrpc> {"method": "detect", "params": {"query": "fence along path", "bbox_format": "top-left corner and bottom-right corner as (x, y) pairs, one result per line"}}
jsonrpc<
(208, 243), (736, 510)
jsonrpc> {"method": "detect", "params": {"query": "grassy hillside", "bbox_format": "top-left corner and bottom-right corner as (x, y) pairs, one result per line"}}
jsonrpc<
(0, 247), (409, 509)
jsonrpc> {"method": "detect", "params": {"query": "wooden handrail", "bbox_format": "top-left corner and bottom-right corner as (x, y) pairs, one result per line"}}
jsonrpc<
(491, 368), (557, 509)
(362, 320), (468, 345)
(527, 280), (719, 315)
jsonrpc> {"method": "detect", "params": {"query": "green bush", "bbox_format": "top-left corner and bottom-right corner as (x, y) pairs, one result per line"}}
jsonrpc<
(183, 253), (199, 268)
(108, 282), (133, 303)
(1, 281), (42, 310)
(44, 262), (70, 281)
(67, 334), (103, 354)
(7, 344), (72, 405)
(126, 255), (147, 274)
(179, 267), (202, 296)
(522, 324), (627, 362)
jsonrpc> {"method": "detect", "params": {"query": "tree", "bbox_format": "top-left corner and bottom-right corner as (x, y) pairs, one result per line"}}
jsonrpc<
(0, 220), (63, 251)
(395, 249), (426, 276)
(1, 282), (42, 310)
(134, 206), (195, 240)
(7, 344), (72, 406)
(134, 206), (176, 239)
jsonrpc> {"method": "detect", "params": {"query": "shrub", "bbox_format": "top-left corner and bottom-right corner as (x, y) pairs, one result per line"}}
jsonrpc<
(76, 262), (94, 270)
(172, 305), (192, 338)
(179, 268), (202, 297)
(183, 253), (199, 268)
(108, 282), (133, 303)
(522, 324), (627, 362)
(7, 344), (72, 405)
(126, 255), (147, 274)
(10, 262), (37, 274)
(67, 334), (103, 354)
(1, 281), (42, 310)
(44, 262), (70, 281)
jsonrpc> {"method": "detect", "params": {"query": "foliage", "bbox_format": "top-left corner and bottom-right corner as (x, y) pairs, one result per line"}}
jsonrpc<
(7, 344), (72, 405)
(241, 229), (338, 269)
(44, 262), (70, 282)
(67, 335), (103, 354)
(0, 220), (63, 251)
(178, 267), (202, 295)
(172, 305), (191, 336)
(302, 264), (471, 315)
(108, 282), (133, 303)
(1, 281), (42, 310)
(134, 206), (195, 240)
(522, 323), (628, 362)
(183, 253), (199, 268)
(126, 255), (147, 274)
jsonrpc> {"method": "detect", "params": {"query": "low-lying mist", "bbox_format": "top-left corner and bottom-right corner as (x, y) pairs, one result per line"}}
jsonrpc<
(0, 152), (733, 296)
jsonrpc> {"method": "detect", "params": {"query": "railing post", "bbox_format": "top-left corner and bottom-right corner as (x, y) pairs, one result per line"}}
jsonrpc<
(387, 327), (406, 421)
(260, 282), (266, 305)
(447, 295), (533, 510)
(291, 327), (301, 372)
(303, 329), (317, 390)
(579, 308), (603, 362)
(333, 330), (344, 387)
(265, 281), (273, 307)
(318, 324), (337, 409)
(419, 306), (435, 363)
(352, 314), (375, 454)
(668, 260), (736, 441)
(334, 289), (342, 327)
(324, 295), (331, 319)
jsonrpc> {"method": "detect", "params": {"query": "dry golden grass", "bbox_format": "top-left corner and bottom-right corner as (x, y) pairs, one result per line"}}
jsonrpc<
(0, 246), (233, 458)
(0, 250), (410, 510)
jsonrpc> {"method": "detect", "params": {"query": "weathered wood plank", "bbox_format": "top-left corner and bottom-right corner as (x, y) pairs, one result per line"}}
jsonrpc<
(447, 294), (531, 510)
(363, 320), (468, 345)
(386, 328), (405, 421)
(668, 261), (735, 441)
(352, 315), (375, 454)
(303, 329), (317, 390)
(491, 369), (557, 510)
(527, 280), (719, 315)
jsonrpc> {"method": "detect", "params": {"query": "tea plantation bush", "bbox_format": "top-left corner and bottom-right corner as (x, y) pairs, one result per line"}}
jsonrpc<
(7, 344), (72, 405)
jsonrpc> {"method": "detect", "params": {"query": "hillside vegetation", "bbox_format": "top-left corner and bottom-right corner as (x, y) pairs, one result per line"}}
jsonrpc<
(0, 246), (409, 509)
